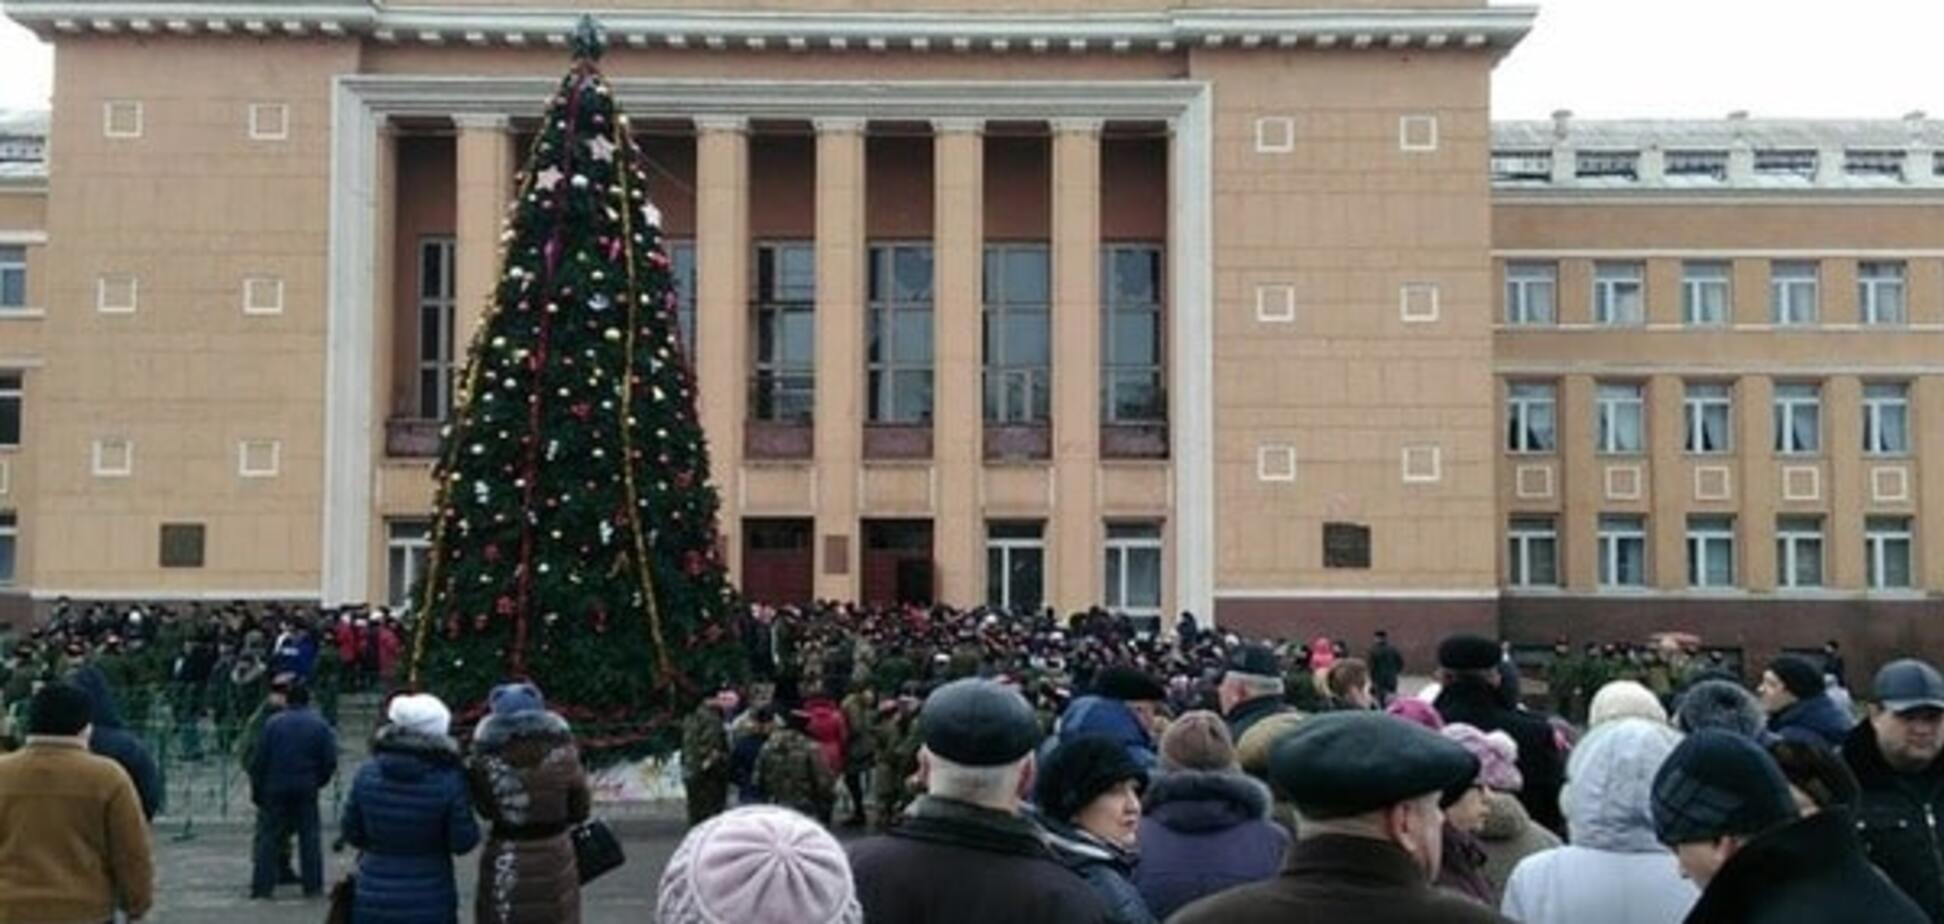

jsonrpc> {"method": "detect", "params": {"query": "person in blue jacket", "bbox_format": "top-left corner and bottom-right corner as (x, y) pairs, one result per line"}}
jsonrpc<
(341, 693), (481, 924)
(69, 663), (163, 820)
(1759, 654), (1853, 749)
(1045, 666), (1164, 775)
(249, 682), (337, 898)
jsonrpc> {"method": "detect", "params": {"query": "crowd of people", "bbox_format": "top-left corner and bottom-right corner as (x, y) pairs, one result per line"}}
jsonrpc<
(0, 596), (1939, 924)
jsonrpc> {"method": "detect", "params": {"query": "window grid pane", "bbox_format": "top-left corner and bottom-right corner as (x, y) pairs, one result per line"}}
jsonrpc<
(1102, 244), (1165, 424)
(867, 243), (935, 423)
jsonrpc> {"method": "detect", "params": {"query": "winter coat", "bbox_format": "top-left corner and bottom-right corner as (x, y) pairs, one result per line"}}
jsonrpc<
(0, 739), (154, 923)
(1049, 696), (1157, 774)
(1476, 790), (1559, 904)
(848, 795), (1112, 924)
(1225, 694), (1294, 743)
(1500, 718), (1697, 924)
(1685, 809), (1926, 924)
(729, 729), (769, 803)
(71, 665), (163, 820)
(1169, 833), (1512, 924)
(1767, 692), (1853, 750)
(1844, 718), (1944, 921)
(250, 704), (337, 801)
(340, 726), (482, 924)
(1436, 678), (1567, 835)
(802, 697), (849, 774)
(467, 710), (590, 924)
(1132, 769), (1288, 919)
(756, 726), (836, 818)
(1437, 825), (1495, 906)
(1038, 814), (1159, 924)
(1369, 642), (1405, 695)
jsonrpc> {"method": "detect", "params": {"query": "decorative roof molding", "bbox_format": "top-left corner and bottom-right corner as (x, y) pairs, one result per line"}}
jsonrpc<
(2, 2), (1537, 54)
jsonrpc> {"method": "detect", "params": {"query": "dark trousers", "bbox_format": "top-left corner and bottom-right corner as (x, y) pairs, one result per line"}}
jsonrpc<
(252, 792), (322, 896)
(844, 769), (869, 822)
(685, 774), (728, 826)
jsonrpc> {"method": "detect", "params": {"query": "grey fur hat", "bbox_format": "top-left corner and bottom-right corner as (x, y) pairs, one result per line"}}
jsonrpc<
(1673, 679), (1765, 738)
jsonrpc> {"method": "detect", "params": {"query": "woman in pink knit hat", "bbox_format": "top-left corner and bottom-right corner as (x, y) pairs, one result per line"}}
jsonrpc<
(656, 805), (861, 924)
(1438, 722), (1558, 908)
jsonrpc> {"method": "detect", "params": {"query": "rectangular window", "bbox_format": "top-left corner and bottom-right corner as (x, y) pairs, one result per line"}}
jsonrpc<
(1685, 382), (1733, 454)
(416, 237), (457, 420)
(1687, 515), (1737, 589)
(670, 240), (698, 358)
(1504, 262), (1557, 326)
(867, 243), (934, 423)
(1754, 149), (1817, 180)
(1859, 261), (1907, 326)
(1683, 261), (1731, 326)
(983, 244), (1051, 424)
(1593, 262), (1645, 326)
(1770, 261), (1819, 325)
(1598, 514), (1648, 588)
(0, 245), (24, 309)
(985, 521), (1045, 614)
(1506, 382), (1557, 453)
(387, 520), (433, 610)
(0, 511), (14, 585)
(1776, 516), (1824, 590)
(1490, 150), (1553, 183)
(1867, 516), (1914, 590)
(1102, 244), (1165, 424)
(1104, 522), (1164, 620)
(1845, 149), (1906, 181)
(1665, 150), (1729, 182)
(1773, 383), (1821, 455)
(0, 372), (20, 448)
(1595, 382), (1645, 454)
(1864, 383), (1911, 455)
(751, 241), (816, 422)
(1507, 516), (1559, 588)
(1576, 150), (1640, 181)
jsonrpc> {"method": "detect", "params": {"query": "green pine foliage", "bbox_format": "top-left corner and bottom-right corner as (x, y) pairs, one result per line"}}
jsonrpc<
(410, 36), (743, 760)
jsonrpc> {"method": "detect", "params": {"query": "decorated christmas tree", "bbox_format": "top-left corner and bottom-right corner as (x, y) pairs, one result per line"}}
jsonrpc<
(409, 19), (742, 757)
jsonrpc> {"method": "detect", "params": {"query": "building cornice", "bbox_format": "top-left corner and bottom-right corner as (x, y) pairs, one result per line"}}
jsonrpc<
(1, 2), (1536, 54)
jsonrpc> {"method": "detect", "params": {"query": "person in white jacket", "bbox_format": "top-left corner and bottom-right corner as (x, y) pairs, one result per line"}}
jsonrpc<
(1501, 717), (1699, 924)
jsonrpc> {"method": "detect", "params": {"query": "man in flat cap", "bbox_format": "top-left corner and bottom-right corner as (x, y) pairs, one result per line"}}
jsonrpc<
(1171, 712), (1508, 923)
(1220, 642), (1293, 741)
(1432, 633), (1566, 834)
(849, 678), (1110, 924)
(1844, 658), (1944, 920)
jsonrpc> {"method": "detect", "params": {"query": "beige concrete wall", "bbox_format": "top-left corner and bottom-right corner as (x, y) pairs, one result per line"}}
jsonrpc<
(406, 0), (1476, 10)
(1203, 48), (1500, 592)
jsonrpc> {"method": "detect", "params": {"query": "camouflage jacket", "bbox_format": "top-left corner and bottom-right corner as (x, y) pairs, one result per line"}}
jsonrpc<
(680, 704), (730, 779)
(841, 693), (878, 764)
(756, 728), (834, 816)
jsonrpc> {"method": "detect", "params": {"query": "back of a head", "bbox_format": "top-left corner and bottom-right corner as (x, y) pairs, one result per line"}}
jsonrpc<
(657, 806), (861, 924)
(1326, 659), (1370, 698)
(1652, 729), (1798, 848)
(1236, 711), (1308, 780)
(1767, 739), (1862, 816)
(1674, 679), (1765, 738)
(26, 682), (94, 737)
(1160, 710), (1236, 773)
(1588, 680), (1669, 729)
(1563, 718), (1683, 851)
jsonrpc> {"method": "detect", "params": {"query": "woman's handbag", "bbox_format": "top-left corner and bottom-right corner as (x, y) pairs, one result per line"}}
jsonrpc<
(571, 818), (626, 884)
(324, 871), (356, 924)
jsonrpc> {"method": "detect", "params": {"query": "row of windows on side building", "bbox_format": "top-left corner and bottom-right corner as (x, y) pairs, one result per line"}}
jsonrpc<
(414, 239), (1167, 426)
(1505, 259), (1914, 326)
(1506, 513), (1915, 591)
(1506, 380), (1910, 455)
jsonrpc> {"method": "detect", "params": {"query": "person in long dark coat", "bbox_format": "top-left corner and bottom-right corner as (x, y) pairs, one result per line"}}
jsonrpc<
(341, 694), (481, 924)
(468, 682), (590, 924)
(1432, 635), (1566, 835)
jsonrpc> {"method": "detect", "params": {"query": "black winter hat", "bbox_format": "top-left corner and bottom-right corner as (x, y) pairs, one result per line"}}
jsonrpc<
(27, 682), (94, 736)
(1438, 634), (1501, 672)
(1226, 642), (1282, 678)
(1652, 729), (1798, 846)
(1767, 655), (1825, 700)
(1093, 665), (1166, 703)
(1036, 734), (1146, 823)
(920, 678), (1041, 767)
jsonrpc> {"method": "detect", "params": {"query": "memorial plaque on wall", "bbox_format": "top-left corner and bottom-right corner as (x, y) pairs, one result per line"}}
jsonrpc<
(159, 523), (207, 568)
(1323, 522), (1371, 569)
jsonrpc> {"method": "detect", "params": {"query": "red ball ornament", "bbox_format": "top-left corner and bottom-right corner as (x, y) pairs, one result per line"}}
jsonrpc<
(484, 544), (502, 563)
(683, 549), (706, 576)
(495, 595), (516, 616)
(570, 402), (593, 420)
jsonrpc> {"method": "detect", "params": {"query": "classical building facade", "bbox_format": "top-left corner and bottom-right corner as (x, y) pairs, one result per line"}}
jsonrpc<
(0, 1), (1939, 669)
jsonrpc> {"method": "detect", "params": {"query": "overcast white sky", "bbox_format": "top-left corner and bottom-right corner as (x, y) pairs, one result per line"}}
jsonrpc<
(1, 0), (1941, 118)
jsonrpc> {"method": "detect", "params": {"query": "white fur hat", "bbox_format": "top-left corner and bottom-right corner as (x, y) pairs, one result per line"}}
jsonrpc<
(386, 693), (452, 738)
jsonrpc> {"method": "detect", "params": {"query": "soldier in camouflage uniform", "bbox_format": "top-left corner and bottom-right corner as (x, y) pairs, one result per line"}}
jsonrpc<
(680, 692), (732, 825)
(755, 707), (835, 823)
(839, 686), (878, 826)
(870, 694), (923, 829)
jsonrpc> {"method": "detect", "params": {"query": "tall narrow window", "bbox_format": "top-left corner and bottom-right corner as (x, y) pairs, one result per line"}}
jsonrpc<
(1866, 517), (1913, 590)
(1593, 262), (1645, 326)
(1776, 516), (1824, 590)
(0, 372), (20, 448)
(1504, 262), (1557, 326)
(0, 246), (24, 309)
(0, 511), (16, 585)
(1104, 522), (1163, 622)
(669, 240), (698, 358)
(986, 521), (1045, 614)
(1683, 261), (1731, 327)
(1684, 383), (1733, 454)
(1598, 515), (1647, 588)
(1770, 261), (1819, 326)
(867, 243), (934, 423)
(1859, 261), (1907, 326)
(1772, 383), (1821, 455)
(1507, 382), (1558, 453)
(387, 520), (433, 610)
(1686, 515), (1737, 589)
(1863, 383), (1911, 455)
(751, 242), (816, 422)
(1102, 244), (1165, 423)
(1595, 382), (1645, 454)
(1507, 516), (1559, 588)
(983, 244), (1051, 424)
(417, 237), (457, 420)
